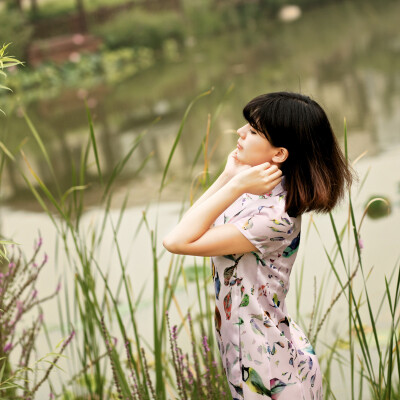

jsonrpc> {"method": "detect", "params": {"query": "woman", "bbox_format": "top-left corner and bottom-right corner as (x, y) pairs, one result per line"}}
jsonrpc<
(163, 92), (353, 399)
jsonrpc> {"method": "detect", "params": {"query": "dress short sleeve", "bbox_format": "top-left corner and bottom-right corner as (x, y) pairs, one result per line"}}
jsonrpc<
(232, 194), (296, 257)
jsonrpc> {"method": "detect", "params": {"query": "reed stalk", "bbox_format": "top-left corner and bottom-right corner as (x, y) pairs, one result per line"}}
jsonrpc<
(0, 92), (398, 399)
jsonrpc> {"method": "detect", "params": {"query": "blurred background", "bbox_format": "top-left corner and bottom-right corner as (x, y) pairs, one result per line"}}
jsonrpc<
(0, 0), (399, 206)
(0, 0), (399, 398)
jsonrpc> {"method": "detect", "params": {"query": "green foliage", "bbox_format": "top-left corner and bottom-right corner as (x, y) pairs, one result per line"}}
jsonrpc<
(27, 0), (130, 20)
(93, 8), (185, 56)
(3, 48), (159, 102)
(0, 12), (33, 60)
(0, 240), (74, 398)
(0, 87), (399, 398)
(0, 43), (24, 85)
(0, 43), (22, 259)
(0, 90), (216, 399)
(183, 1), (264, 37)
(184, 3), (225, 37)
(167, 313), (231, 399)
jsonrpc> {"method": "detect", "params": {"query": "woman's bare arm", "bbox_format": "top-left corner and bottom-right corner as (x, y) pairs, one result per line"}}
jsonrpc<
(163, 162), (282, 256)
(183, 150), (249, 217)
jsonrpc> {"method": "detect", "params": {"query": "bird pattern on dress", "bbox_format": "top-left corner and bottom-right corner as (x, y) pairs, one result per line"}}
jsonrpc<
(212, 181), (323, 399)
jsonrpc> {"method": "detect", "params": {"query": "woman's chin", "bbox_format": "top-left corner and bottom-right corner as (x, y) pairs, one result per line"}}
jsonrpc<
(235, 153), (245, 163)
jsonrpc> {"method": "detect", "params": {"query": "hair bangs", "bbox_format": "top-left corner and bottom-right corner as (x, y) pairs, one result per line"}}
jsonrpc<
(243, 98), (274, 142)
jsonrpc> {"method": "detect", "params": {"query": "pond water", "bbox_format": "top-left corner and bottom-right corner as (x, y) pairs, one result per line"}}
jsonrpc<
(1, 0), (400, 205)
(1, 0), (400, 398)
(1, 143), (399, 398)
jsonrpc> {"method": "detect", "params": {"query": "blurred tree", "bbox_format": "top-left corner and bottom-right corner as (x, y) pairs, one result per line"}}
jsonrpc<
(4, 0), (23, 11)
(30, 0), (38, 16)
(76, 0), (88, 32)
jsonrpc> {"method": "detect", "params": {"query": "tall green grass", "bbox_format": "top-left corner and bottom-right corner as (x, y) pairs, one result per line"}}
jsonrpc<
(0, 92), (398, 399)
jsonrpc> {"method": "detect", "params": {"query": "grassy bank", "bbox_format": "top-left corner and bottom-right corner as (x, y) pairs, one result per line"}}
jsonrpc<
(0, 89), (399, 399)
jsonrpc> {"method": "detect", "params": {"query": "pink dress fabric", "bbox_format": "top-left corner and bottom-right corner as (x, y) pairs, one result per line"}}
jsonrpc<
(212, 179), (323, 399)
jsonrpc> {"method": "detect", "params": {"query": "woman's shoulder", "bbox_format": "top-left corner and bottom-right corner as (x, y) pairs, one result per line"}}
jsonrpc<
(242, 179), (300, 222)
(216, 177), (298, 227)
(231, 180), (301, 257)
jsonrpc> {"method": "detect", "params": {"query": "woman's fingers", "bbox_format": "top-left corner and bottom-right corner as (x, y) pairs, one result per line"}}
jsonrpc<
(266, 169), (282, 180)
(233, 161), (282, 195)
(258, 161), (271, 170)
(269, 176), (282, 186)
(258, 162), (280, 174)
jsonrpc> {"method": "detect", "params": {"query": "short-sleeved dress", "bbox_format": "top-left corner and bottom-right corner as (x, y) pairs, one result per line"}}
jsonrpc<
(212, 179), (323, 400)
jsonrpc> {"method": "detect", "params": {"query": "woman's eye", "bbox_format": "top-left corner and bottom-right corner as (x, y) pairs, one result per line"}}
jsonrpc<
(250, 129), (257, 135)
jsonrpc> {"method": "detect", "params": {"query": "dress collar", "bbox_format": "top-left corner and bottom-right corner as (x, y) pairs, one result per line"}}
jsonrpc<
(270, 175), (286, 196)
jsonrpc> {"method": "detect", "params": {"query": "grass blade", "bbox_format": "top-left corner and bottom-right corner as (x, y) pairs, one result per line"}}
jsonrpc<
(85, 103), (103, 185)
(160, 88), (213, 192)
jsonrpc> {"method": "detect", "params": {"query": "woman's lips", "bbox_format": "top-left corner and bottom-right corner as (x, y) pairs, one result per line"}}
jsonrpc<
(237, 142), (243, 150)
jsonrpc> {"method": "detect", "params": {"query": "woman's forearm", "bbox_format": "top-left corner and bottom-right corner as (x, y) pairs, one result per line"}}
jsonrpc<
(163, 178), (242, 251)
(184, 171), (232, 216)
(186, 149), (250, 215)
(163, 161), (281, 254)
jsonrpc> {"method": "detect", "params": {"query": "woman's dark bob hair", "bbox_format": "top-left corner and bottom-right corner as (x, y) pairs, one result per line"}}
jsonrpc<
(243, 92), (354, 217)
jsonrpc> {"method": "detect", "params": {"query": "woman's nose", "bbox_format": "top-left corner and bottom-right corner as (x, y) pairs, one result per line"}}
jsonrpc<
(237, 125), (246, 138)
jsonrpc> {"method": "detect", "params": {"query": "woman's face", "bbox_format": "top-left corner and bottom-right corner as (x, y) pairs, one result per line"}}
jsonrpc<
(235, 123), (278, 166)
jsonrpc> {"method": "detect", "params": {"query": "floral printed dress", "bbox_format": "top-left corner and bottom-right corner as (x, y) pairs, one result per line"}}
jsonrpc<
(212, 180), (323, 400)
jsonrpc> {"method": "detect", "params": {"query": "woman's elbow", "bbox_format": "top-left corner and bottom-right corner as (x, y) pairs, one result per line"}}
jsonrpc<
(163, 236), (183, 254)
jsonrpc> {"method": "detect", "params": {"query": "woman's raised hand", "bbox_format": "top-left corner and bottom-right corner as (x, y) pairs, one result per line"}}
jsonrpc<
(231, 162), (282, 196)
(223, 149), (251, 179)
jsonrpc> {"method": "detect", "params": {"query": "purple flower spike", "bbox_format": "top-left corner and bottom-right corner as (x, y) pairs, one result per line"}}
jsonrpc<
(16, 300), (24, 314)
(43, 253), (48, 263)
(56, 282), (62, 293)
(32, 289), (38, 299)
(3, 343), (12, 353)
(358, 238), (364, 249)
(202, 336), (210, 353)
(172, 325), (178, 341)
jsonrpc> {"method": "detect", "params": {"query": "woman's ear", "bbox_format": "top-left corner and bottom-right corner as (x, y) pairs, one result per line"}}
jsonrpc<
(272, 147), (289, 163)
